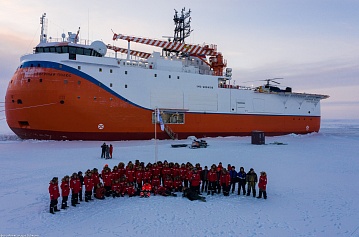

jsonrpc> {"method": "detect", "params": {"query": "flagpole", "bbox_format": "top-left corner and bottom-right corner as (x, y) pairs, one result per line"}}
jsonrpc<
(154, 107), (158, 163)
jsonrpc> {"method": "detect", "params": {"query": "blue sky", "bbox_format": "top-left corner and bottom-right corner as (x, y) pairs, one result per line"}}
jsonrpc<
(0, 0), (358, 119)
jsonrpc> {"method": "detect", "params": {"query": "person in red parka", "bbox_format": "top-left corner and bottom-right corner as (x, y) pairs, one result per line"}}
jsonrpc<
(172, 163), (180, 178)
(109, 144), (113, 158)
(49, 177), (60, 214)
(151, 175), (161, 194)
(70, 173), (81, 206)
(84, 170), (94, 202)
(60, 175), (70, 209)
(162, 164), (171, 181)
(220, 169), (231, 196)
(117, 162), (126, 178)
(207, 166), (218, 195)
(95, 183), (105, 200)
(124, 183), (136, 197)
(135, 166), (144, 190)
(92, 168), (100, 194)
(179, 163), (188, 188)
(190, 168), (201, 194)
(125, 164), (135, 185)
(102, 166), (113, 197)
(257, 171), (268, 199)
(143, 167), (152, 184)
(141, 183), (152, 198)
(112, 179), (121, 198)
(112, 166), (121, 181)
(163, 175), (174, 192)
(173, 176), (183, 192)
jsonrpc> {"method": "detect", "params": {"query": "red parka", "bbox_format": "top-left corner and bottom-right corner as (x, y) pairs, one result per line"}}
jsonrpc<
(135, 170), (143, 184)
(92, 172), (100, 187)
(102, 171), (113, 187)
(151, 177), (160, 188)
(125, 169), (135, 183)
(190, 172), (201, 187)
(70, 178), (81, 194)
(112, 168), (121, 180)
(95, 186), (105, 199)
(258, 174), (267, 191)
(84, 175), (94, 192)
(49, 181), (60, 200)
(143, 169), (152, 182)
(173, 179), (182, 190)
(152, 166), (161, 177)
(125, 185), (136, 196)
(112, 181), (121, 193)
(61, 180), (70, 197)
(207, 170), (218, 182)
(164, 178), (173, 190)
(220, 172), (231, 186)
(179, 166), (187, 180)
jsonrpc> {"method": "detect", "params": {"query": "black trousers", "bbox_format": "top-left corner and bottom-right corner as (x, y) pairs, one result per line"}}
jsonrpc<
(85, 191), (92, 201)
(201, 180), (208, 192)
(208, 181), (217, 194)
(61, 196), (68, 208)
(230, 179), (237, 193)
(71, 193), (78, 205)
(238, 180), (246, 195)
(79, 188), (83, 201)
(105, 186), (111, 197)
(221, 184), (230, 196)
(190, 185), (200, 194)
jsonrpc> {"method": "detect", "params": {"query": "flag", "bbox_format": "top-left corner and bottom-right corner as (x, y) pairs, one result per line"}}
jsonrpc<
(157, 108), (164, 131)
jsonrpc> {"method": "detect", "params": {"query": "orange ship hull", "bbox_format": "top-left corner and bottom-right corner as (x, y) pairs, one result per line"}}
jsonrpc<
(5, 65), (322, 141)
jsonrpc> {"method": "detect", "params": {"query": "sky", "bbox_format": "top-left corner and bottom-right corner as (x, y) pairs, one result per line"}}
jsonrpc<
(0, 0), (358, 119)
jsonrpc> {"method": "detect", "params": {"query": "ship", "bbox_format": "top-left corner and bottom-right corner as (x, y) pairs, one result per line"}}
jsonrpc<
(5, 10), (329, 141)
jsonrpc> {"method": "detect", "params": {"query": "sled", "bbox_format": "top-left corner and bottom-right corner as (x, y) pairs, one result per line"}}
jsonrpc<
(190, 140), (208, 149)
(171, 144), (189, 148)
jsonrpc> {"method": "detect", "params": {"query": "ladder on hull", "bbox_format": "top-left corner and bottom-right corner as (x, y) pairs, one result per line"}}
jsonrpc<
(164, 125), (178, 140)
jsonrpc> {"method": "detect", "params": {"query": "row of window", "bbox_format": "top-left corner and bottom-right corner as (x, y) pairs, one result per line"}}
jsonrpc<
(35, 46), (103, 57)
(76, 65), (181, 79)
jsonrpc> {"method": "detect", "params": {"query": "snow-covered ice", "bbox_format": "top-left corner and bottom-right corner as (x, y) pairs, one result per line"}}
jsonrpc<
(0, 119), (358, 237)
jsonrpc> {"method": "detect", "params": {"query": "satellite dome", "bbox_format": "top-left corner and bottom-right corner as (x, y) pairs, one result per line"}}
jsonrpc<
(90, 41), (107, 56)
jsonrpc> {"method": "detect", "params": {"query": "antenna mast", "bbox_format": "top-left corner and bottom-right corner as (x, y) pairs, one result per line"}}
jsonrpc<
(173, 7), (192, 43)
(40, 13), (48, 43)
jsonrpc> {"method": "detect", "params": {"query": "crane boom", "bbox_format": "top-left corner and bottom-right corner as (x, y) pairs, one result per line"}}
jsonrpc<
(113, 33), (217, 56)
(107, 45), (151, 59)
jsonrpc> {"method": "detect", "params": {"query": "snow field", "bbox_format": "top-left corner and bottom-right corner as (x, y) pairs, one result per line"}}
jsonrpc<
(0, 120), (359, 236)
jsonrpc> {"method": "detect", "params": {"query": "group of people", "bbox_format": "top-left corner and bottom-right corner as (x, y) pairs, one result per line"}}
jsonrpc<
(48, 159), (268, 214)
(101, 143), (113, 159)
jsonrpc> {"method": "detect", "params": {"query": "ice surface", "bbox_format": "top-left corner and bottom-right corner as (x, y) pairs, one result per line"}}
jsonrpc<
(0, 120), (358, 236)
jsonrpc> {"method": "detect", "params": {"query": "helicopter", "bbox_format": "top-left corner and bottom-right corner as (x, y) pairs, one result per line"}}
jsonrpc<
(243, 78), (292, 93)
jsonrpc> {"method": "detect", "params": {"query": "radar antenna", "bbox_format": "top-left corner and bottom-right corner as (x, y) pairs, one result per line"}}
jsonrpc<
(40, 13), (48, 43)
